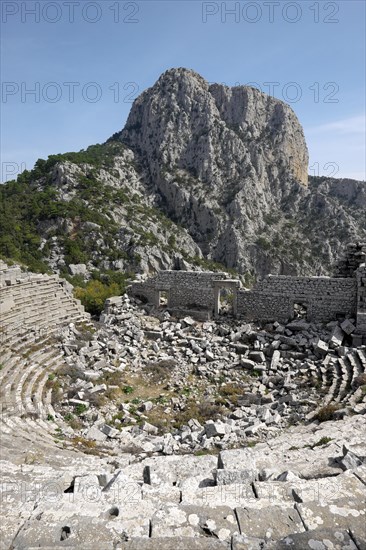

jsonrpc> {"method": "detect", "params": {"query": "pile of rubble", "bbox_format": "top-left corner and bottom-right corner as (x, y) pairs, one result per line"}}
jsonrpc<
(49, 295), (366, 457)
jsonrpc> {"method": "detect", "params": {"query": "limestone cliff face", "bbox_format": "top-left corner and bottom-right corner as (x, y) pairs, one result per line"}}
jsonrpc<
(116, 68), (310, 273)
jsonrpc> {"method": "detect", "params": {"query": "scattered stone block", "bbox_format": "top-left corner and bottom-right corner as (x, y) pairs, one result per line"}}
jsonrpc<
(240, 358), (256, 370)
(330, 325), (345, 347)
(89, 383), (107, 394)
(141, 421), (159, 435)
(270, 350), (281, 370)
(314, 339), (329, 357)
(86, 425), (107, 442)
(216, 449), (257, 485)
(205, 421), (227, 438)
(100, 424), (119, 438)
(248, 351), (266, 363)
(341, 319), (356, 335)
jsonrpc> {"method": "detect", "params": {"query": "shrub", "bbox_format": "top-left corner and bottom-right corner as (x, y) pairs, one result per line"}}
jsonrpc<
(74, 280), (120, 316)
(315, 404), (339, 422)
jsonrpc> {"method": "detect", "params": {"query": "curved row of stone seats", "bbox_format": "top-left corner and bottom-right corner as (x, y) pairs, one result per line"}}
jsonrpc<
(0, 263), (90, 451)
(5, 416), (366, 549)
(307, 348), (366, 421)
(0, 280), (88, 348)
(0, 337), (80, 449)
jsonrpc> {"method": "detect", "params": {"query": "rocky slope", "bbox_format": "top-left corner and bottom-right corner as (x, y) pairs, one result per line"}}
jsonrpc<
(0, 68), (365, 283)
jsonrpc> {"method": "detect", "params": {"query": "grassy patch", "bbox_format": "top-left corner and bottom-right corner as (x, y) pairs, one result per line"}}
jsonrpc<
(311, 436), (333, 448)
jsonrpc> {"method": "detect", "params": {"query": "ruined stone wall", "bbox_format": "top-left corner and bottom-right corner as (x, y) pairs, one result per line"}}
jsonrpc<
(237, 291), (291, 322)
(131, 271), (227, 310)
(238, 276), (357, 322)
(0, 260), (23, 286)
(130, 267), (359, 326)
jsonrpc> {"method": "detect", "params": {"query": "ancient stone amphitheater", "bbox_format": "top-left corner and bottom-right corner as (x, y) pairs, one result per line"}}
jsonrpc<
(0, 259), (365, 550)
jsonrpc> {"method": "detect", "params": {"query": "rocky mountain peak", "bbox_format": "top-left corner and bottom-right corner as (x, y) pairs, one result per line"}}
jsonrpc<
(111, 68), (313, 272)
(119, 67), (308, 188)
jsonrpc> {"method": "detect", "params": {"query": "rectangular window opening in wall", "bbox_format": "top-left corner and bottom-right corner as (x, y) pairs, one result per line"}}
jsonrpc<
(293, 302), (308, 320)
(159, 290), (169, 307)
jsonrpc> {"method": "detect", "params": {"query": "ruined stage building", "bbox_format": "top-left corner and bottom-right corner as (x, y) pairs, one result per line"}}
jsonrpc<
(130, 243), (366, 344)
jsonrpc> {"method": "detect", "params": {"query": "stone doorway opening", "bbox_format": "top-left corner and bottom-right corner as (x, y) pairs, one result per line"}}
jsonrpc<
(213, 280), (241, 317)
(293, 302), (308, 320)
(219, 288), (235, 316)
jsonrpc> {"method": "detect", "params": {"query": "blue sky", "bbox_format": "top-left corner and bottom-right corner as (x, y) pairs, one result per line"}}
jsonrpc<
(1, 0), (365, 182)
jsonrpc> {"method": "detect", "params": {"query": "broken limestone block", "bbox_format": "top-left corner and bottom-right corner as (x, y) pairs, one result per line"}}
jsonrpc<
(69, 263), (87, 276)
(74, 474), (100, 493)
(231, 409), (245, 420)
(248, 351), (266, 363)
(216, 449), (257, 485)
(89, 383), (107, 394)
(339, 450), (363, 470)
(83, 370), (101, 381)
(163, 433), (180, 455)
(244, 423), (265, 436)
(142, 401), (154, 412)
(86, 425), (108, 442)
(270, 350), (281, 370)
(330, 325), (345, 347)
(276, 470), (301, 482)
(140, 421), (159, 435)
(341, 319), (356, 335)
(100, 424), (119, 438)
(182, 317), (195, 327)
(240, 358), (256, 370)
(205, 421), (227, 438)
(314, 339), (329, 357)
